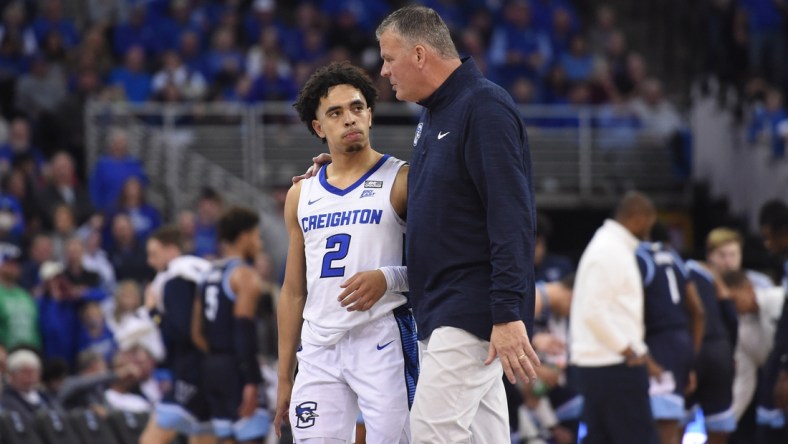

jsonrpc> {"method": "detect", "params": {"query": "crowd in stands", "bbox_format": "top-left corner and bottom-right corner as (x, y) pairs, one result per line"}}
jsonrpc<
(0, 0), (696, 182)
(702, 0), (788, 158)
(0, 0), (780, 442)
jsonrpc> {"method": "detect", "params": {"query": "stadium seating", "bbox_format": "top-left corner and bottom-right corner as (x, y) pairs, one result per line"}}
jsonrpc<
(31, 410), (81, 444)
(105, 410), (148, 444)
(0, 410), (43, 444)
(68, 409), (121, 444)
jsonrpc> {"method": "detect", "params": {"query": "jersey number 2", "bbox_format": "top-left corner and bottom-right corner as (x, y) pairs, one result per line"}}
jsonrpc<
(321, 234), (351, 278)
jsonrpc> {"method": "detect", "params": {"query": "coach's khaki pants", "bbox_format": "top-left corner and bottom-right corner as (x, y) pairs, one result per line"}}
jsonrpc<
(410, 326), (509, 444)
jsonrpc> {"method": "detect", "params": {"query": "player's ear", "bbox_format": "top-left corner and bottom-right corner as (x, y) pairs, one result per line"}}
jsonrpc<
(312, 119), (325, 138)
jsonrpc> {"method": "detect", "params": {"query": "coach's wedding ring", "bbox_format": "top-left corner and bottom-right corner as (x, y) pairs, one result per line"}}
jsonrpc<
(517, 354), (526, 360)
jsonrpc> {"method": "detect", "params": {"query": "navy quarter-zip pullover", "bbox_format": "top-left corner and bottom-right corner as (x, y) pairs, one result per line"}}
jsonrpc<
(406, 57), (536, 341)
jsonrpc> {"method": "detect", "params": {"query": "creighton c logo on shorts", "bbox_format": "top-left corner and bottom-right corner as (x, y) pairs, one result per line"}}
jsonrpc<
(295, 401), (319, 429)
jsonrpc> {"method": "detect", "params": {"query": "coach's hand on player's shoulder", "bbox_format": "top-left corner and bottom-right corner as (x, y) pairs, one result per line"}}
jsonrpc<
(338, 270), (388, 312)
(485, 321), (540, 384)
(273, 380), (293, 438)
(292, 153), (333, 184)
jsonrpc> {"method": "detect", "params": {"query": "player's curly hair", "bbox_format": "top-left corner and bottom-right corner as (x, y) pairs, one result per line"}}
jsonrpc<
(293, 61), (378, 143)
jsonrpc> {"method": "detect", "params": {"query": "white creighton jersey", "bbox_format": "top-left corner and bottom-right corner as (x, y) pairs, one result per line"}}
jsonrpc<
(298, 155), (407, 346)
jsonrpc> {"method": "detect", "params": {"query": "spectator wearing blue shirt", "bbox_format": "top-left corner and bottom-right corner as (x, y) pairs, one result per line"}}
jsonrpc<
(248, 55), (298, 102)
(193, 188), (222, 258)
(291, 26), (329, 67)
(108, 45), (152, 103)
(244, 0), (289, 48)
(740, 0), (785, 85)
(0, 32), (30, 81)
(106, 177), (161, 243)
(0, 2), (38, 56)
(529, 0), (577, 33)
(325, 6), (375, 58)
(594, 97), (642, 151)
(320, 0), (390, 33)
(32, 0), (79, 49)
(204, 27), (244, 91)
(153, 0), (201, 52)
(559, 35), (594, 82)
(0, 193), (25, 245)
(89, 128), (148, 212)
(112, 2), (160, 58)
(549, 7), (577, 60)
(20, 234), (54, 291)
(488, 0), (552, 86)
(747, 89), (787, 159)
(77, 300), (117, 366)
(37, 261), (81, 370)
(176, 30), (207, 77)
(422, 0), (478, 31)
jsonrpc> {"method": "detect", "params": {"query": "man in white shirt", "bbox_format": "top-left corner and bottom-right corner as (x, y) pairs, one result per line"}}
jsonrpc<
(570, 191), (659, 443)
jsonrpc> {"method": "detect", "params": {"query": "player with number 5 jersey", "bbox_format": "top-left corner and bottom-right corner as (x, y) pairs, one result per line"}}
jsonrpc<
(275, 62), (417, 443)
(192, 207), (270, 443)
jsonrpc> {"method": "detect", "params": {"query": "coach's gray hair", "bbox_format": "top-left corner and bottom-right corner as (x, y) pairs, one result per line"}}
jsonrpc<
(376, 6), (459, 60)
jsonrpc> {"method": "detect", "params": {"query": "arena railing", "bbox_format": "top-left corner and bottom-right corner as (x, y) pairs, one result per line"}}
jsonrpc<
(85, 100), (686, 219)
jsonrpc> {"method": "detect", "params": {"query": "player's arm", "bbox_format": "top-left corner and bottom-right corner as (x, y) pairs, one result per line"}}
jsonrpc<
(683, 281), (705, 355)
(190, 290), (209, 353)
(274, 182), (308, 436)
(390, 163), (408, 219)
(230, 264), (264, 418)
(338, 164), (409, 311)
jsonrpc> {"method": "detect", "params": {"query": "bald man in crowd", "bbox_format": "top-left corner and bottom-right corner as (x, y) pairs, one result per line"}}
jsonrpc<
(570, 191), (659, 443)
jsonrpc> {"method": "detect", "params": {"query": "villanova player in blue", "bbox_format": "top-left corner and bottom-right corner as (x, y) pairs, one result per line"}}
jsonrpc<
(636, 231), (704, 444)
(755, 200), (788, 443)
(141, 226), (213, 444)
(192, 206), (270, 443)
(685, 259), (738, 444)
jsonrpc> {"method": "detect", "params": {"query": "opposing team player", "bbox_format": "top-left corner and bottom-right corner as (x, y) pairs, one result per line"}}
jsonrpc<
(140, 226), (213, 444)
(684, 258), (738, 444)
(636, 225), (705, 444)
(192, 206), (270, 443)
(274, 61), (416, 443)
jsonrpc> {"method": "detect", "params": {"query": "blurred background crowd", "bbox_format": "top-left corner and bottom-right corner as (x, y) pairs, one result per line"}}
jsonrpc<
(0, 0), (780, 443)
